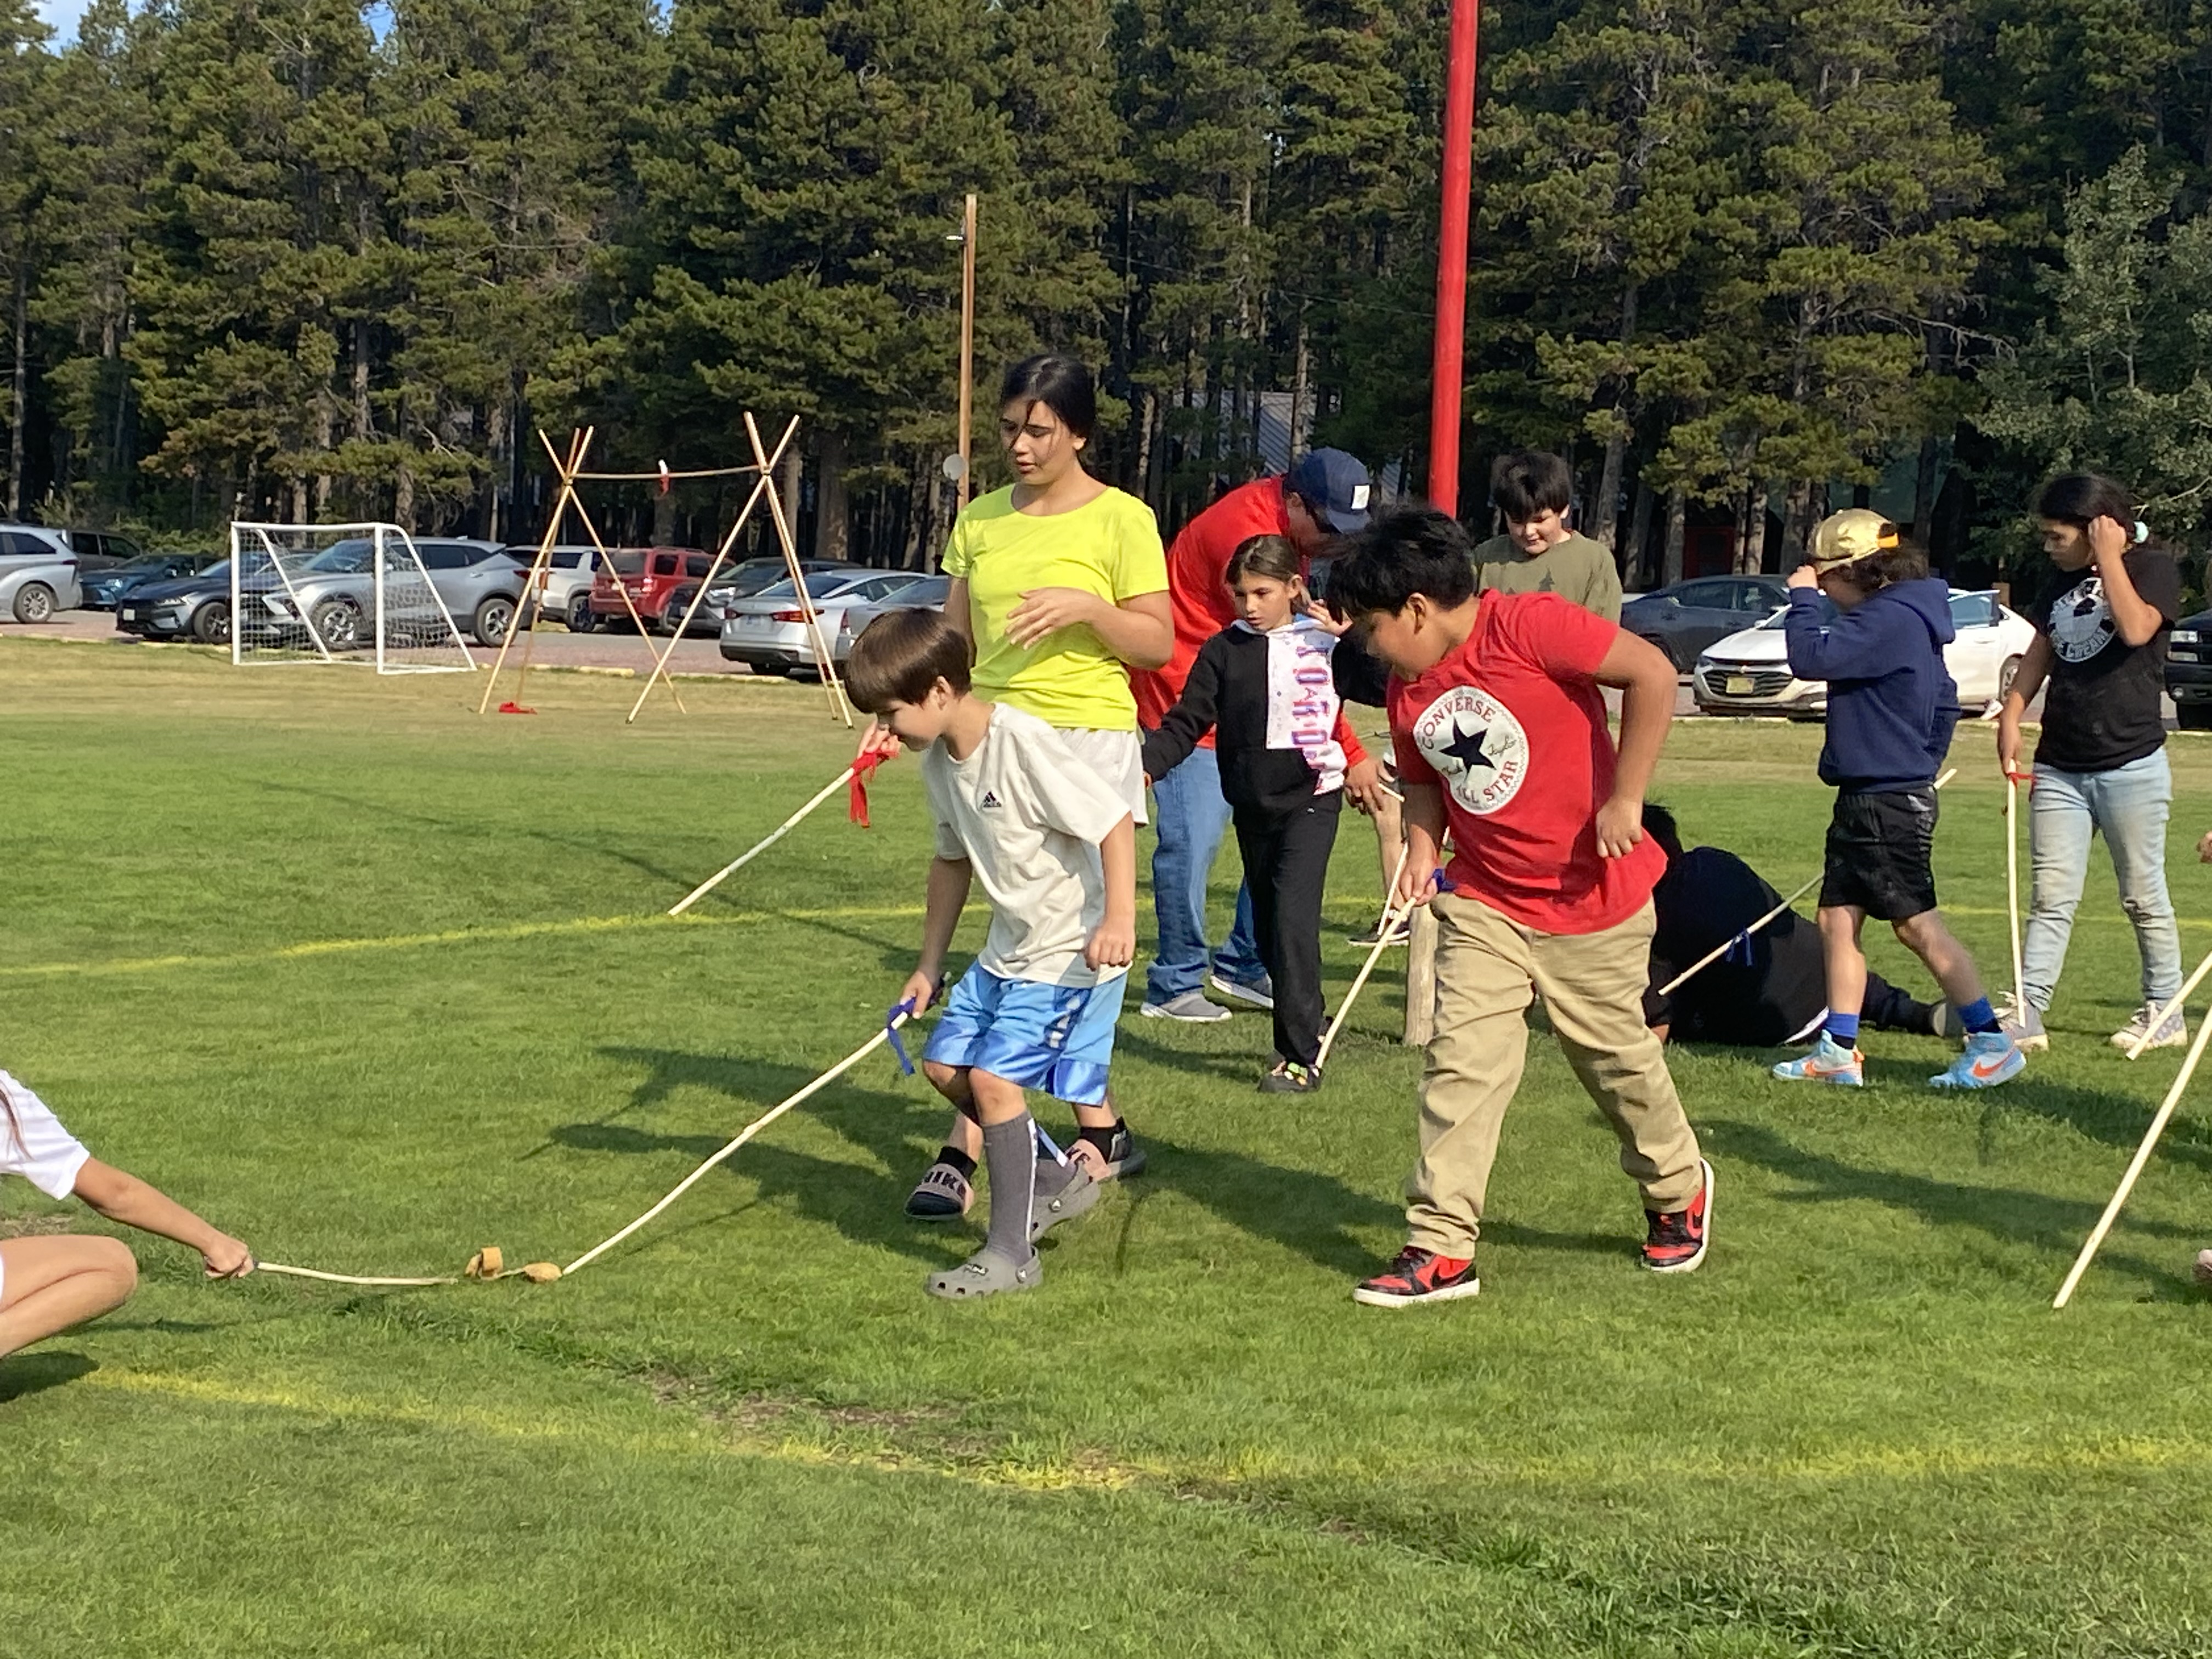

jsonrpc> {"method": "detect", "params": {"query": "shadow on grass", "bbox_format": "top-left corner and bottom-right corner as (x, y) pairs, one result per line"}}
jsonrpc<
(1704, 1118), (2197, 1289)
(0, 1349), (96, 1402)
(1125, 1133), (1404, 1275)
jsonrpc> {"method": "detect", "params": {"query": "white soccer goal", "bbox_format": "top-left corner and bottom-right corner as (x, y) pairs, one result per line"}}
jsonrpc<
(228, 522), (476, 674)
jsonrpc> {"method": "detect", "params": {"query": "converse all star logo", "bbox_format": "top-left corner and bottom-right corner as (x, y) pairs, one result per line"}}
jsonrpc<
(1412, 685), (1530, 815)
(979, 789), (1003, 809)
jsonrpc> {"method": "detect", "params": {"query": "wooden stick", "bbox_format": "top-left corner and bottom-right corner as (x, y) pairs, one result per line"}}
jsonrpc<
(953, 192), (976, 528)
(540, 431), (684, 714)
(562, 1014), (906, 1277)
(2126, 945), (2212, 1060)
(625, 416), (800, 725)
(1317, 843), (1412, 1071)
(569, 463), (769, 483)
(2053, 988), (2212, 1308)
(668, 765), (856, 916)
(746, 411), (852, 727)
(479, 428), (583, 714)
(2005, 771), (2027, 1016)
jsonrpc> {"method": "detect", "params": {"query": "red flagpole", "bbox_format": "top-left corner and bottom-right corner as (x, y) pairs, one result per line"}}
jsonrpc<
(1427, 0), (1480, 515)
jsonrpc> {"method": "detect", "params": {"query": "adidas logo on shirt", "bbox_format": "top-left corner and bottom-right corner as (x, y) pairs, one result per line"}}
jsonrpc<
(979, 789), (1003, 809)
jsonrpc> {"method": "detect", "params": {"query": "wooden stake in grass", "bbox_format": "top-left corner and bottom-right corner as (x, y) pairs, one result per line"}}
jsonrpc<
(2005, 769), (2028, 1017)
(2053, 962), (2212, 1308)
(668, 765), (857, 916)
(1317, 843), (1411, 1071)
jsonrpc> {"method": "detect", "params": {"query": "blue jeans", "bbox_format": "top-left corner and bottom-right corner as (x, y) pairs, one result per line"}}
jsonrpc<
(2022, 749), (2183, 1012)
(1146, 746), (1264, 1003)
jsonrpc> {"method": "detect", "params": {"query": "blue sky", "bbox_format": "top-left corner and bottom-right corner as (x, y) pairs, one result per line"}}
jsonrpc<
(33, 0), (93, 41)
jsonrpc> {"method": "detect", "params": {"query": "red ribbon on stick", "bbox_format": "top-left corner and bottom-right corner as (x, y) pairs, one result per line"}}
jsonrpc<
(849, 748), (893, 827)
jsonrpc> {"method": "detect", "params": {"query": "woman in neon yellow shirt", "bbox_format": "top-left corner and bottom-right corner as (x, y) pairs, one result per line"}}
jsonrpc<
(881, 355), (1171, 1222)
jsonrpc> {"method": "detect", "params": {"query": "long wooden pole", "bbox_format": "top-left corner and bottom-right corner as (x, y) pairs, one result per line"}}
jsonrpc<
(479, 428), (584, 714)
(955, 193), (977, 525)
(746, 411), (853, 726)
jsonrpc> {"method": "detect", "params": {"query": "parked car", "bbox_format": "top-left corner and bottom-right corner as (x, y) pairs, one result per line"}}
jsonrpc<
(1693, 589), (2034, 717)
(1621, 575), (1792, 670)
(719, 569), (934, 675)
(2164, 610), (2212, 728)
(586, 547), (721, 633)
(830, 574), (951, 664)
(81, 550), (221, 610)
(509, 544), (614, 633)
(0, 525), (84, 622)
(116, 560), (253, 644)
(701, 558), (858, 613)
(53, 528), (146, 572)
(237, 538), (526, 651)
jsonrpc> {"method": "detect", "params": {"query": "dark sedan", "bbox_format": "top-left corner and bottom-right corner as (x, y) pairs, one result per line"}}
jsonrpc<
(1621, 574), (1791, 671)
(81, 551), (220, 610)
(2165, 610), (2212, 729)
(115, 561), (240, 644)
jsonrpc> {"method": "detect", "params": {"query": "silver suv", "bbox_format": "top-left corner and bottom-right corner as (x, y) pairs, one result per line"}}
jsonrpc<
(0, 525), (86, 623)
(239, 538), (527, 651)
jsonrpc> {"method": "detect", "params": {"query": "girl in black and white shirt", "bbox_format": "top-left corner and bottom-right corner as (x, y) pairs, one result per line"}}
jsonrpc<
(1143, 535), (1347, 1092)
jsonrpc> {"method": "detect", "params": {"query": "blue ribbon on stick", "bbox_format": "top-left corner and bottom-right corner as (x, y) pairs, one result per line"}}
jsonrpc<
(886, 998), (916, 1075)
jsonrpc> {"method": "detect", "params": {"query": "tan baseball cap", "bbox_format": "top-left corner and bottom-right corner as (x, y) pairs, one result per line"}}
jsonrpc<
(1809, 509), (1900, 572)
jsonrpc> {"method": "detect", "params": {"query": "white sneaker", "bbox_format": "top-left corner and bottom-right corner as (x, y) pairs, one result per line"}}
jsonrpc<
(1994, 995), (2050, 1052)
(2196, 1248), (2212, 1286)
(2111, 1002), (2188, 1055)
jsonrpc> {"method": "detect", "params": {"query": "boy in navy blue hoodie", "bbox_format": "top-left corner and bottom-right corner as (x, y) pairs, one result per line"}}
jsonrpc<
(1773, 510), (2025, 1090)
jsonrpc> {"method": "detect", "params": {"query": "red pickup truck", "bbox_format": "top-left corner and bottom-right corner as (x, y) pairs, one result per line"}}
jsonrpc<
(588, 547), (721, 634)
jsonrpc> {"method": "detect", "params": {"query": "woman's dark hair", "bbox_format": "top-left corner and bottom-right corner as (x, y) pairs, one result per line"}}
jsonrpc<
(1000, 354), (1096, 442)
(1325, 506), (1477, 618)
(1224, 534), (1301, 587)
(1641, 803), (1684, 863)
(2036, 472), (2136, 530)
(1832, 534), (1931, 594)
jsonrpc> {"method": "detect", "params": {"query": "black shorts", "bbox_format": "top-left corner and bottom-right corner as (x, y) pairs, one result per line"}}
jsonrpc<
(1820, 788), (1938, 921)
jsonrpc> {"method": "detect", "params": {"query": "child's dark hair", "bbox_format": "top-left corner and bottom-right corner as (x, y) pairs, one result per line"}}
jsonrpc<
(1224, 533), (1301, 587)
(1000, 354), (1096, 442)
(1830, 532), (1931, 594)
(1491, 449), (1573, 521)
(844, 608), (973, 714)
(2036, 472), (2136, 532)
(1325, 506), (1477, 619)
(1641, 803), (1683, 863)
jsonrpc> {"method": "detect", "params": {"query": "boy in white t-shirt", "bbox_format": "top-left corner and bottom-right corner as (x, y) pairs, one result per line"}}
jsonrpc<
(1, 1068), (253, 1357)
(848, 608), (1138, 1300)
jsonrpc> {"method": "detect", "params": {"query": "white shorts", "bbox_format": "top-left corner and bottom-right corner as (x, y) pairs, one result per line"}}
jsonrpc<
(1057, 727), (1148, 826)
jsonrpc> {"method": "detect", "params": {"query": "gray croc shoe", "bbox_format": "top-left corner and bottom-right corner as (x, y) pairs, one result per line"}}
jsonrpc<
(904, 1160), (974, 1222)
(1030, 1163), (1099, 1243)
(925, 1246), (1042, 1300)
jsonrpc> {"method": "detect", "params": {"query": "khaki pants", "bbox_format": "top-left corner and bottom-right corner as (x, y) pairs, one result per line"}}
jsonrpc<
(1407, 891), (1703, 1256)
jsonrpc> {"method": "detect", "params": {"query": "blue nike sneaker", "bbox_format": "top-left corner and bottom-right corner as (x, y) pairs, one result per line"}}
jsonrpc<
(1772, 1032), (1864, 1086)
(1931, 1029), (2025, 1089)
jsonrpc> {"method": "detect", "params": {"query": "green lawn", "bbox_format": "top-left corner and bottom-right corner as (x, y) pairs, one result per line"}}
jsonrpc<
(5, 638), (2212, 1657)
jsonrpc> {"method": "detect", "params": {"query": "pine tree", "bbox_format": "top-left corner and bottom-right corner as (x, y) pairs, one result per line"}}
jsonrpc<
(0, 0), (53, 516)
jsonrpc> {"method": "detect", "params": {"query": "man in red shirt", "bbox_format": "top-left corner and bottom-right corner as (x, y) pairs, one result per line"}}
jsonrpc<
(1324, 506), (1714, 1307)
(1133, 449), (1385, 1020)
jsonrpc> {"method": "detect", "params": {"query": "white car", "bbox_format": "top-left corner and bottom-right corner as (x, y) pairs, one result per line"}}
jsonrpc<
(511, 545), (614, 632)
(1695, 589), (2035, 717)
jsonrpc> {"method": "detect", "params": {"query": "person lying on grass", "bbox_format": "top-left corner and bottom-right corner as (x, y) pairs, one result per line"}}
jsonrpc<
(848, 607), (1137, 1301)
(1325, 505), (1714, 1308)
(0, 1068), (252, 1359)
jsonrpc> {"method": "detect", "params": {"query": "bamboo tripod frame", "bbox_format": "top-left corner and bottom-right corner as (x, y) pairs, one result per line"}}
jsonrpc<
(477, 421), (853, 728)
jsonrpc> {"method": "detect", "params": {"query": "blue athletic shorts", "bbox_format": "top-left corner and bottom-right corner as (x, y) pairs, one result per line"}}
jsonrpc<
(922, 965), (1128, 1105)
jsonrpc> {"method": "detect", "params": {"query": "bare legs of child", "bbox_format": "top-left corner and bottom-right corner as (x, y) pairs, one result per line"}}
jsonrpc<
(0, 1236), (139, 1359)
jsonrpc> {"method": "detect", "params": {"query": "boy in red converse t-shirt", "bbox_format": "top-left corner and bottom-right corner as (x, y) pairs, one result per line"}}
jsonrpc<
(1327, 506), (1713, 1305)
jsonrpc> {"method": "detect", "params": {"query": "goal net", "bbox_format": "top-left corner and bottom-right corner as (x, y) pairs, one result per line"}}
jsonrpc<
(229, 522), (476, 674)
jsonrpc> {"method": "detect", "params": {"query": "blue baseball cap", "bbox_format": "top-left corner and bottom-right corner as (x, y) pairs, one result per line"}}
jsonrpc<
(1285, 448), (1372, 535)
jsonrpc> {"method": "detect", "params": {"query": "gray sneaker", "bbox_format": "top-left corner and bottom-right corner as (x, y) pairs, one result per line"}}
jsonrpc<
(2112, 1002), (2188, 1055)
(1140, 990), (1230, 1023)
(1995, 995), (2049, 1052)
(1207, 972), (1276, 1011)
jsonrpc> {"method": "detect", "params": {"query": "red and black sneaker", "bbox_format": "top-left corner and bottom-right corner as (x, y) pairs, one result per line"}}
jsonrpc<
(1352, 1244), (1481, 1308)
(1641, 1158), (1714, 1273)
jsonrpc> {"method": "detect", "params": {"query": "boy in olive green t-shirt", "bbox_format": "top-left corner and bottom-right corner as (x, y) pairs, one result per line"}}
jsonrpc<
(1469, 449), (1622, 623)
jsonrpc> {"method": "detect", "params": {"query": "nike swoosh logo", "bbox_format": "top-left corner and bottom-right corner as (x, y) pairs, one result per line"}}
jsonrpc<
(1971, 1056), (2010, 1078)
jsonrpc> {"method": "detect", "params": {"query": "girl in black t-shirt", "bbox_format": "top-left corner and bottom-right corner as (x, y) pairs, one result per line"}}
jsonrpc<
(1995, 473), (2185, 1054)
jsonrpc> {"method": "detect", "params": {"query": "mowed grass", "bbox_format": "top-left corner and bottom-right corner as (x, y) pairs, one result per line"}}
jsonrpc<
(5, 636), (2212, 1657)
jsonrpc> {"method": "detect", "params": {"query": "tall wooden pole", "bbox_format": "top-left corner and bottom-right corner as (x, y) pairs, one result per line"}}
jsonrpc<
(956, 192), (978, 514)
(1427, 0), (1480, 515)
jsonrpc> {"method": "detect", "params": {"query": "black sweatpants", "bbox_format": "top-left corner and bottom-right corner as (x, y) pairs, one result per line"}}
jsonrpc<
(1232, 793), (1342, 1068)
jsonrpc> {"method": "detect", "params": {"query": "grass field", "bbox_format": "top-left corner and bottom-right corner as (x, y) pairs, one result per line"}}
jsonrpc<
(5, 637), (2212, 1657)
